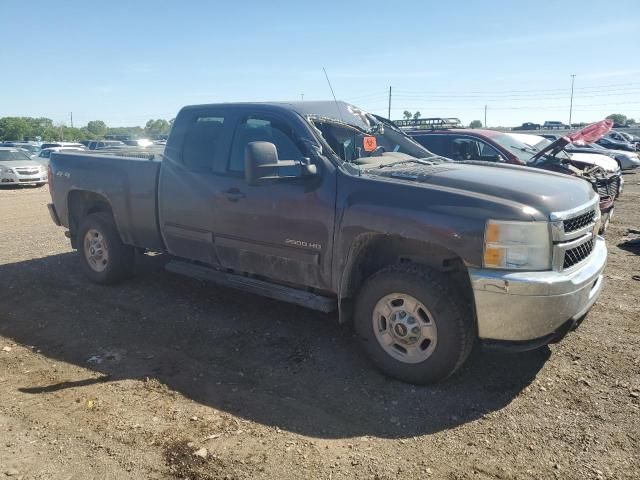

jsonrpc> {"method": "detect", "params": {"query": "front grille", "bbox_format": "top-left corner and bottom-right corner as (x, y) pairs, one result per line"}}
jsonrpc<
(563, 210), (595, 233)
(15, 168), (39, 175)
(19, 178), (40, 182)
(595, 176), (619, 199)
(563, 238), (594, 269)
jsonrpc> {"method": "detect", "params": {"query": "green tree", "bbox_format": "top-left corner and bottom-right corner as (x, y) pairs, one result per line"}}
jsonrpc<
(86, 120), (108, 136)
(469, 120), (483, 128)
(0, 117), (31, 140)
(413, 111), (421, 120)
(606, 113), (627, 125)
(144, 119), (170, 136)
(106, 126), (145, 138)
(403, 110), (412, 120)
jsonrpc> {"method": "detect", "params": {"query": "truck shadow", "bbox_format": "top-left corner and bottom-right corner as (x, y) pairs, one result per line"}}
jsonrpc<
(0, 252), (549, 439)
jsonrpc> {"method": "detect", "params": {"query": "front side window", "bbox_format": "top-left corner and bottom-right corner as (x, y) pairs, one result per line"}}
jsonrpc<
(411, 134), (447, 156)
(477, 141), (502, 161)
(450, 137), (482, 161)
(228, 116), (304, 173)
(182, 116), (225, 172)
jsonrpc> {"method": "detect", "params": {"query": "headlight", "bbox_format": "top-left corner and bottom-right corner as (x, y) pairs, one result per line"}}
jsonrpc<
(484, 220), (551, 270)
(0, 167), (13, 174)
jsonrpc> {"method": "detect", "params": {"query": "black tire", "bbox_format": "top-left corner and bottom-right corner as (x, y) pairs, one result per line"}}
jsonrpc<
(354, 263), (475, 384)
(77, 212), (134, 284)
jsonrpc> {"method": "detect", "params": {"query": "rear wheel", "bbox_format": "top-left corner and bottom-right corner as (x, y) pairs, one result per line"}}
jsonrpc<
(354, 264), (475, 384)
(77, 212), (134, 284)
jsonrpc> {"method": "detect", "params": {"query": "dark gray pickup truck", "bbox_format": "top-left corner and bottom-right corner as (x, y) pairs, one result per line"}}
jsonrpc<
(47, 101), (607, 384)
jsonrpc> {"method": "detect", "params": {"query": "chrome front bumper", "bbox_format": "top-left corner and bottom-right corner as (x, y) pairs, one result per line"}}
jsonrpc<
(469, 236), (607, 342)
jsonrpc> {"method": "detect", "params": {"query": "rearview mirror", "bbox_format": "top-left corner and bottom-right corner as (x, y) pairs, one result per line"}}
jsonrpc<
(245, 141), (317, 186)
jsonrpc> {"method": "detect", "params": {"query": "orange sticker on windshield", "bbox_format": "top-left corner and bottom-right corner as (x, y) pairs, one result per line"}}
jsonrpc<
(363, 136), (377, 152)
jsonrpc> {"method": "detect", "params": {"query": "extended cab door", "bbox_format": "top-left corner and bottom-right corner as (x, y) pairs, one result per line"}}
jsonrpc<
(210, 109), (337, 290)
(158, 108), (236, 265)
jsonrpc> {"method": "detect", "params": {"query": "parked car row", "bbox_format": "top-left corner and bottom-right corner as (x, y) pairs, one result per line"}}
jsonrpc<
(513, 121), (571, 130)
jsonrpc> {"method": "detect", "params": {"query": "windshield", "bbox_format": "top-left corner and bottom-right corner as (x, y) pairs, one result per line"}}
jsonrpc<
(492, 134), (570, 163)
(308, 116), (437, 168)
(0, 150), (32, 161)
(569, 143), (604, 151)
(490, 134), (540, 162)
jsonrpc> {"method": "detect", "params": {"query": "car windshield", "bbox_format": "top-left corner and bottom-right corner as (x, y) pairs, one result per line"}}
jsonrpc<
(569, 143), (604, 151)
(489, 134), (540, 162)
(0, 150), (32, 161)
(492, 134), (570, 163)
(14, 144), (40, 154)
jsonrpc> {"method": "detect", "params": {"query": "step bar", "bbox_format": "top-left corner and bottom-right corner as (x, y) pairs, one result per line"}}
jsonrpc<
(165, 260), (337, 313)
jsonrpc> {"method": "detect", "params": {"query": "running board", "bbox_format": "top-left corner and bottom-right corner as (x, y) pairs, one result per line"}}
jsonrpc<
(165, 260), (337, 313)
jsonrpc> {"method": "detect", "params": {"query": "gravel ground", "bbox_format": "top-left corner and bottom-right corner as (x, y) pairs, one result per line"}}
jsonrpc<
(0, 181), (638, 479)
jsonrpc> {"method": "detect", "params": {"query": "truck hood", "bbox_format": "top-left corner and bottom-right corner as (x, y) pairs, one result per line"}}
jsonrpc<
(0, 160), (43, 169)
(568, 152), (619, 172)
(363, 162), (595, 218)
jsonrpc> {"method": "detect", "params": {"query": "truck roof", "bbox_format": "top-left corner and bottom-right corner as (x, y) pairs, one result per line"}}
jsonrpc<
(181, 101), (374, 130)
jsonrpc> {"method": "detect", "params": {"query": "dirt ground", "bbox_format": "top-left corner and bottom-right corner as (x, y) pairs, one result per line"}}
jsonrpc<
(0, 180), (638, 480)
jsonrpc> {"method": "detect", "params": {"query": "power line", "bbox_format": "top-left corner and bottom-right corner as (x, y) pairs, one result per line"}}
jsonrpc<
(393, 81), (640, 95)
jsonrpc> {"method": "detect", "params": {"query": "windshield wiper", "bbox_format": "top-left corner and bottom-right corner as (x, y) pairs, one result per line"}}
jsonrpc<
(376, 157), (445, 168)
(511, 144), (538, 153)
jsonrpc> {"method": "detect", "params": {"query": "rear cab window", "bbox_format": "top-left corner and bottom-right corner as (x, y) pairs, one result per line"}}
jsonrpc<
(181, 115), (226, 172)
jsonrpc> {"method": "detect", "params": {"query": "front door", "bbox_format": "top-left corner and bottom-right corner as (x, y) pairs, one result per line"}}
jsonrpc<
(211, 110), (336, 290)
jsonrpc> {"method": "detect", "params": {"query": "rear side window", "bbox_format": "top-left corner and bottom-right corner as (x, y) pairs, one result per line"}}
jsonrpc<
(228, 116), (304, 173)
(182, 116), (225, 172)
(412, 134), (447, 156)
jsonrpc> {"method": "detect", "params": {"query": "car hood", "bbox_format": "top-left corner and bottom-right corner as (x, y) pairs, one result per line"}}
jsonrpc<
(0, 160), (43, 169)
(363, 162), (596, 218)
(568, 152), (619, 172)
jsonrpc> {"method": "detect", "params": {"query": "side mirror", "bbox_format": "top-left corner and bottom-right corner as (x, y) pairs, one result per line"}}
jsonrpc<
(245, 141), (317, 186)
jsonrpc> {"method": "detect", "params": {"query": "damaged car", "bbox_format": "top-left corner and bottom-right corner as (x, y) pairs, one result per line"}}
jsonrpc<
(404, 119), (620, 233)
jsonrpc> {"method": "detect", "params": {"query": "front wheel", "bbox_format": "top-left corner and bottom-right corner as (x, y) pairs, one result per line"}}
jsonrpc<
(354, 264), (475, 384)
(77, 212), (134, 284)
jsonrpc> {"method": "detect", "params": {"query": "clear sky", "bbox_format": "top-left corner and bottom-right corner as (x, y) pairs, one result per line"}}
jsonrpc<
(2, 0), (639, 127)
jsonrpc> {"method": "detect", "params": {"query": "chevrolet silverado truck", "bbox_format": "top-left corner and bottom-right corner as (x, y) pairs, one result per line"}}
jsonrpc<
(47, 101), (607, 384)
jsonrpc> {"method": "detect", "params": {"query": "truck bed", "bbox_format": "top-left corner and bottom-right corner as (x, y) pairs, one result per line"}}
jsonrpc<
(49, 151), (164, 251)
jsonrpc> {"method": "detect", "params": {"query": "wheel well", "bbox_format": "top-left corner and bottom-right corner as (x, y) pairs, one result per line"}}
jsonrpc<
(340, 234), (473, 322)
(67, 190), (113, 247)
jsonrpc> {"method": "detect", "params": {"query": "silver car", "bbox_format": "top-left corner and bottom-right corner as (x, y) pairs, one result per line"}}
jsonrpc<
(0, 147), (48, 187)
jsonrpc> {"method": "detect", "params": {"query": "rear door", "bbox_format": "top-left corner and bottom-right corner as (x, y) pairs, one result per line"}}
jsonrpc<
(209, 108), (336, 290)
(158, 107), (236, 265)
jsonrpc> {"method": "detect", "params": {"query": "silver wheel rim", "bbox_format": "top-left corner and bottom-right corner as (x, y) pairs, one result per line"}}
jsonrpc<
(372, 293), (438, 364)
(84, 228), (109, 273)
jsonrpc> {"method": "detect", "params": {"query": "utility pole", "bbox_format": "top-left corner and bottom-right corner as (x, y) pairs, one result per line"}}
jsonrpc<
(569, 74), (576, 128)
(70, 112), (74, 128)
(388, 86), (392, 119)
(300, 93), (304, 101)
(484, 104), (487, 128)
